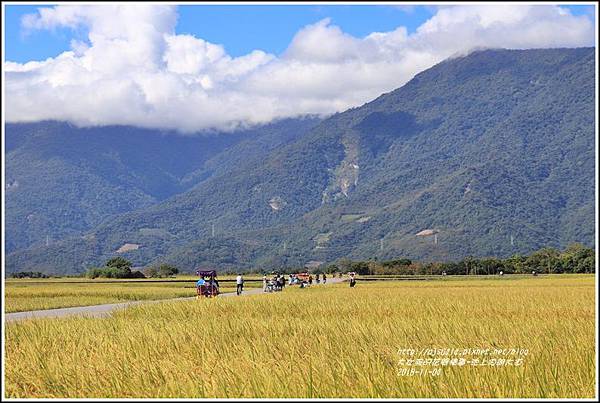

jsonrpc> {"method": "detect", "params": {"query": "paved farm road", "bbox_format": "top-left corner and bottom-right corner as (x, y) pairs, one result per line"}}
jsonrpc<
(5, 277), (346, 323)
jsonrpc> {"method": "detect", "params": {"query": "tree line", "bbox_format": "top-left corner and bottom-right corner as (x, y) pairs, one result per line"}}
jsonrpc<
(323, 244), (595, 276)
(10, 271), (49, 278)
(9, 243), (594, 278)
(85, 257), (179, 279)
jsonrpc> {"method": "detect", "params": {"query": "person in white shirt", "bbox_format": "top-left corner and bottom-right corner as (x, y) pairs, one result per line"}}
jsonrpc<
(236, 274), (244, 295)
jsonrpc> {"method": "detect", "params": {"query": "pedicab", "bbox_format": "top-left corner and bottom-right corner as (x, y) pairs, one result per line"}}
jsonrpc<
(195, 269), (220, 298)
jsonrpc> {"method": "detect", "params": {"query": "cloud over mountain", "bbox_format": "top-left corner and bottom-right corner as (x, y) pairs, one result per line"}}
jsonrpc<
(5, 4), (595, 132)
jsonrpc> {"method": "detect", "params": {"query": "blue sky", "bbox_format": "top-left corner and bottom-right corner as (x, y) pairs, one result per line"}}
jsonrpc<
(5, 4), (434, 62)
(5, 4), (595, 63)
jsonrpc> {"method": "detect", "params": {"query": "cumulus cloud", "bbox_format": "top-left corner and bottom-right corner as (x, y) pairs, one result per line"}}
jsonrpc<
(4, 4), (596, 132)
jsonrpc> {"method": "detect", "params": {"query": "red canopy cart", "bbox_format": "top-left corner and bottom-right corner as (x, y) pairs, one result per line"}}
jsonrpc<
(195, 269), (220, 298)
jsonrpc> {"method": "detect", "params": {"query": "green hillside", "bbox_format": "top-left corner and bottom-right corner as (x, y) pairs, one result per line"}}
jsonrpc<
(6, 47), (595, 274)
(5, 118), (320, 253)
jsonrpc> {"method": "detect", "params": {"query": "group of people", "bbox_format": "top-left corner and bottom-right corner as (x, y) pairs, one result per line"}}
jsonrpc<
(259, 272), (335, 291)
(229, 269), (539, 297)
(315, 273), (327, 284)
(195, 275), (220, 297)
(198, 271), (356, 298)
(288, 273), (303, 286)
(263, 274), (286, 292)
(196, 276), (219, 288)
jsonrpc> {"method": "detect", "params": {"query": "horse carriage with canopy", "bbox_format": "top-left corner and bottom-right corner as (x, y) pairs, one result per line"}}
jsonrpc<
(195, 269), (220, 298)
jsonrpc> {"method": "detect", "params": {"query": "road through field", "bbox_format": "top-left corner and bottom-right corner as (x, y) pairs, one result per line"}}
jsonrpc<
(5, 277), (346, 323)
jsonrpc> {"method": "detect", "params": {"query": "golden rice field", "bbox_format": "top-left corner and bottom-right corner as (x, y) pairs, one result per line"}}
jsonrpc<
(4, 275), (596, 398)
(4, 278), (261, 313)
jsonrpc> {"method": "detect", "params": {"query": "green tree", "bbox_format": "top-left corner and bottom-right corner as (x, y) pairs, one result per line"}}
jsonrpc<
(350, 261), (370, 275)
(143, 267), (158, 278)
(560, 243), (595, 273)
(157, 264), (179, 278)
(526, 248), (561, 273)
(85, 268), (103, 279)
(504, 254), (526, 274)
(463, 256), (475, 275)
(105, 257), (132, 270)
(477, 258), (504, 275)
(337, 258), (352, 273)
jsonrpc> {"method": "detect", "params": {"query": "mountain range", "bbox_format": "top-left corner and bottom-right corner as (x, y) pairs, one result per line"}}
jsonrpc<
(5, 47), (595, 275)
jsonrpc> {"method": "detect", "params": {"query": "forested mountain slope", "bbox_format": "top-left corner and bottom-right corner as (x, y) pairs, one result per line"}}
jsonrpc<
(5, 118), (320, 253)
(6, 47), (595, 274)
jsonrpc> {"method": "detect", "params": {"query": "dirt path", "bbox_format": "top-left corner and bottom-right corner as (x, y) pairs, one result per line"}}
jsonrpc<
(5, 277), (346, 323)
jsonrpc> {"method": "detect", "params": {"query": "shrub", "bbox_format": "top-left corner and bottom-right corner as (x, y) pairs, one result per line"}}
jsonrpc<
(10, 271), (49, 279)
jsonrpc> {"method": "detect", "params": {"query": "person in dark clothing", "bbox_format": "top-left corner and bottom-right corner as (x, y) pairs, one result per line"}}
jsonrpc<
(349, 273), (356, 288)
(323, 273), (327, 284)
(278, 275), (283, 291)
(211, 277), (220, 295)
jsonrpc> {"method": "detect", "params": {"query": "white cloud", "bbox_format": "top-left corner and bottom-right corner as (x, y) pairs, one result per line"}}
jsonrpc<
(4, 4), (596, 132)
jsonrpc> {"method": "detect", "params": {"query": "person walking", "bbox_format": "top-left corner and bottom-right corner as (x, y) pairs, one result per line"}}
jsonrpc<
(263, 274), (268, 292)
(308, 275), (313, 286)
(274, 274), (281, 291)
(316, 273), (320, 284)
(323, 273), (327, 284)
(236, 273), (244, 295)
(349, 273), (356, 288)
(210, 276), (220, 296)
